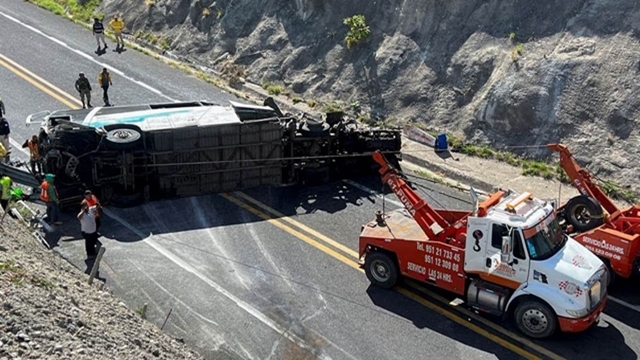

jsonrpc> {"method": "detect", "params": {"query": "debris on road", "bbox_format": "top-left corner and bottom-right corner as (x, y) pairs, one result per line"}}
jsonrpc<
(0, 215), (203, 360)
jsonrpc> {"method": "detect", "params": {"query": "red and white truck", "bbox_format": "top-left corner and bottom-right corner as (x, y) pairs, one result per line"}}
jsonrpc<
(358, 151), (608, 339)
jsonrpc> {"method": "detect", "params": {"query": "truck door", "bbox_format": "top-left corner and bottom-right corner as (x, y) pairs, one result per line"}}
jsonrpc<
(485, 223), (529, 289)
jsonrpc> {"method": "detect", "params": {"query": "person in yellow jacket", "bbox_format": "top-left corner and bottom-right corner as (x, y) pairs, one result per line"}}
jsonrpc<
(109, 14), (126, 50)
(98, 68), (113, 106)
(0, 175), (11, 211)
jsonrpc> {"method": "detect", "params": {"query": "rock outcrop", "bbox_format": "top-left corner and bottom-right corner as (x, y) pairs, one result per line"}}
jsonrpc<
(99, 0), (640, 190)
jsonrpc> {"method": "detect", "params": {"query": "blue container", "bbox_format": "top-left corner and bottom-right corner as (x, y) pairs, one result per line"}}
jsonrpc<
(435, 133), (448, 152)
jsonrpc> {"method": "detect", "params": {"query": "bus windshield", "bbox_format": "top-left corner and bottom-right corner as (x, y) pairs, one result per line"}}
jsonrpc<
(523, 214), (566, 261)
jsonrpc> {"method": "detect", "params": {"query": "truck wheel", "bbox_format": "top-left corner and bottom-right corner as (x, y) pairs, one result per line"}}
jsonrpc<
(364, 252), (398, 289)
(565, 195), (604, 232)
(103, 124), (142, 150)
(514, 300), (557, 339)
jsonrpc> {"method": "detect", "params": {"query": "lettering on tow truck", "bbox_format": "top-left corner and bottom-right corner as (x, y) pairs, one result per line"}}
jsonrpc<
(582, 236), (625, 255)
(386, 179), (416, 216)
(492, 259), (516, 277)
(417, 242), (425, 251)
(407, 262), (427, 275)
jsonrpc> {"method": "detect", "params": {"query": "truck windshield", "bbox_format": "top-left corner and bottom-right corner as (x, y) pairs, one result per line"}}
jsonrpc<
(524, 214), (565, 261)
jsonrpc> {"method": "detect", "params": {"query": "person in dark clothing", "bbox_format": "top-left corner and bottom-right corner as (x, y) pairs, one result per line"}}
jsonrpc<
(0, 97), (5, 117)
(75, 73), (92, 109)
(0, 117), (10, 164)
(93, 17), (107, 52)
(97, 68), (113, 106)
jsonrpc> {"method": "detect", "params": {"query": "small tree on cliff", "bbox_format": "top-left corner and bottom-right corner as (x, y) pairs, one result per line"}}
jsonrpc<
(343, 15), (371, 49)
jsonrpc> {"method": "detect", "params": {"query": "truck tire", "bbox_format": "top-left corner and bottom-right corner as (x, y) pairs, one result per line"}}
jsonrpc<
(565, 195), (604, 232)
(103, 124), (142, 150)
(514, 300), (557, 339)
(364, 251), (398, 289)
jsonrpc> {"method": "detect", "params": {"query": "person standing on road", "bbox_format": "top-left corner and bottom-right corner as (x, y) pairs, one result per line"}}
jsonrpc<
(0, 97), (5, 117)
(109, 14), (126, 50)
(0, 117), (10, 164)
(81, 190), (102, 233)
(40, 173), (62, 225)
(93, 17), (108, 52)
(97, 68), (113, 106)
(77, 203), (99, 259)
(0, 176), (12, 211)
(75, 73), (92, 109)
(22, 135), (42, 175)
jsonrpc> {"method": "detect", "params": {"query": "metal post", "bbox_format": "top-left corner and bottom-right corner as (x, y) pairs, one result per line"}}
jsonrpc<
(161, 308), (173, 330)
(141, 303), (148, 320)
(88, 246), (106, 285)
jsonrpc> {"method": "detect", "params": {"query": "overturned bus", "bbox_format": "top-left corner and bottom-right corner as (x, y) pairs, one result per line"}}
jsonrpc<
(21, 98), (402, 209)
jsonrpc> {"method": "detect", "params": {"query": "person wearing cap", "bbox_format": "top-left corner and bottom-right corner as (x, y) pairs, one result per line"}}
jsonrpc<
(75, 73), (92, 109)
(40, 173), (62, 225)
(81, 190), (102, 232)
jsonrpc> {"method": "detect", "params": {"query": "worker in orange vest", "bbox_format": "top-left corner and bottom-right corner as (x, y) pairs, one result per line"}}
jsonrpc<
(22, 135), (42, 174)
(40, 173), (62, 225)
(81, 190), (102, 232)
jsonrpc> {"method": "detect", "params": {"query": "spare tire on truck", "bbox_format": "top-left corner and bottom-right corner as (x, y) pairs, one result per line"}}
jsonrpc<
(564, 195), (604, 232)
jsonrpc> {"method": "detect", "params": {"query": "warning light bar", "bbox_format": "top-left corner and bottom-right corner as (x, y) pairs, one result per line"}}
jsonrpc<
(505, 192), (533, 212)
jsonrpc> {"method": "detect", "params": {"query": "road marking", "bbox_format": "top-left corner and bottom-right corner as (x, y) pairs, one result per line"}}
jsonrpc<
(102, 208), (332, 360)
(234, 191), (360, 259)
(0, 56), (78, 109)
(222, 193), (360, 269)
(4, 42), (564, 360)
(397, 288), (542, 360)
(0, 10), (178, 102)
(609, 296), (640, 313)
(0, 53), (81, 105)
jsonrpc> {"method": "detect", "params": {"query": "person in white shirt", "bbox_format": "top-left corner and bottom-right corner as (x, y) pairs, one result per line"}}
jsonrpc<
(77, 204), (98, 258)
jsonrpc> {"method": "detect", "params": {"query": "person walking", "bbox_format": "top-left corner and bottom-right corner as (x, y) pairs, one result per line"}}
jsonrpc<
(92, 17), (108, 52)
(0, 175), (12, 211)
(109, 14), (126, 50)
(0, 97), (5, 117)
(0, 117), (10, 164)
(22, 135), (42, 175)
(81, 190), (102, 232)
(40, 173), (62, 225)
(77, 203), (99, 259)
(75, 73), (92, 109)
(97, 68), (113, 106)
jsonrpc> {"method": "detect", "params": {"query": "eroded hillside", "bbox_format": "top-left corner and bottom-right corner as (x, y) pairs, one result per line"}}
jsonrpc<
(99, 0), (640, 190)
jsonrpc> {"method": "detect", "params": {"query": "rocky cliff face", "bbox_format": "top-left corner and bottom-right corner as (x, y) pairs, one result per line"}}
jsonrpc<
(99, 0), (640, 189)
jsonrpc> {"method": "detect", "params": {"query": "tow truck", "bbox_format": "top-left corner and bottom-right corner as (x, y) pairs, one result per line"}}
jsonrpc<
(358, 151), (608, 339)
(550, 143), (640, 284)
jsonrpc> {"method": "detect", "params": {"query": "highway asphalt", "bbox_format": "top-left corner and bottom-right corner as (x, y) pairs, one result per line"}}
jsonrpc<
(1, 1), (640, 359)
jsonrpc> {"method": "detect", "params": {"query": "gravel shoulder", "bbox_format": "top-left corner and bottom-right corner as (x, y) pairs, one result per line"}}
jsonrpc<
(0, 215), (204, 360)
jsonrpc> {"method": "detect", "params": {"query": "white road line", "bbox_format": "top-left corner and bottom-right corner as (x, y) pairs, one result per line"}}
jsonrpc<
(0, 10), (179, 103)
(342, 179), (404, 209)
(609, 296), (640, 313)
(102, 208), (332, 360)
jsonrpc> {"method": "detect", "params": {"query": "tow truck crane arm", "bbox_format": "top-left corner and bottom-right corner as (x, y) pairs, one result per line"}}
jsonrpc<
(372, 151), (468, 243)
(547, 143), (619, 215)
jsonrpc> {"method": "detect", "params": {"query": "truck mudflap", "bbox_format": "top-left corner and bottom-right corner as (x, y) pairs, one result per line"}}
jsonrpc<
(557, 297), (607, 332)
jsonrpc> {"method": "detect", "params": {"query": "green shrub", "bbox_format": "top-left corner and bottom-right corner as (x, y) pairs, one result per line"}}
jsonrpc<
(306, 99), (317, 108)
(343, 15), (371, 49)
(266, 84), (282, 95)
(292, 96), (303, 104)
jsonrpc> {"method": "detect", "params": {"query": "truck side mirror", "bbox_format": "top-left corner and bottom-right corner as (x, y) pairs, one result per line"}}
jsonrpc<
(501, 235), (513, 264)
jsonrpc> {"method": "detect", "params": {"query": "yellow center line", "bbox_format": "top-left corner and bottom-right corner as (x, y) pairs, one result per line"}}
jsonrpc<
(0, 57), (78, 110)
(234, 191), (360, 258)
(0, 53), (82, 106)
(0, 54), (562, 360)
